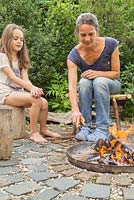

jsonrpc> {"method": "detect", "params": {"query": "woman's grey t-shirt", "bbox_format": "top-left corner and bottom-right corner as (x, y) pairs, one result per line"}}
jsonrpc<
(67, 37), (119, 73)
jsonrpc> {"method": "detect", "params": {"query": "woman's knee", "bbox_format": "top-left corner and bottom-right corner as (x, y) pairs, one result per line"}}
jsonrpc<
(93, 77), (109, 91)
(79, 78), (92, 92)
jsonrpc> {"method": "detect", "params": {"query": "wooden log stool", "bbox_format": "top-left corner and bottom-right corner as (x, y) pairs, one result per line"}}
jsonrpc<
(72, 94), (132, 134)
(0, 105), (26, 160)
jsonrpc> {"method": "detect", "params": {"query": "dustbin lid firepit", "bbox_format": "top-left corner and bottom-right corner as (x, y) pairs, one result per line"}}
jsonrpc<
(66, 142), (134, 173)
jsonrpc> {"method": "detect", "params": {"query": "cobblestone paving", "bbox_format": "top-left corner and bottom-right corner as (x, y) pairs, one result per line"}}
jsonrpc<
(0, 124), (134, 200)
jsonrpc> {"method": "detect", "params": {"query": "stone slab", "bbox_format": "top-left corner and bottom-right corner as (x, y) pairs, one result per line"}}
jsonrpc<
(0, 166), (20, 176)
(4, 180), (43, 196)
(27, 171), (58, 182)
(59, 194), (88, 200)
(47, 177), (80, 192)
(96, 174), (112, 185)
(123, 188), (134, 200)
(0, 174), (24, 187)
(80, 183), (111, 199)
(0, 159), (19, 167)
(0, 191), (10, 200)
(27, 188), (60, 200)
(114, 175), (132, 186)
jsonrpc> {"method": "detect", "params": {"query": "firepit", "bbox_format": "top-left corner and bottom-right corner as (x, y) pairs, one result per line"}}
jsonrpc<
(67, 139), (134, 173)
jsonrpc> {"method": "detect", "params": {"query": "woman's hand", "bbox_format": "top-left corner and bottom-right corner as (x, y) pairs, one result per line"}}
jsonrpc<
(81, 69), (99, 79)
(72, 111), (85, 128)
(30, 86), (44, 98)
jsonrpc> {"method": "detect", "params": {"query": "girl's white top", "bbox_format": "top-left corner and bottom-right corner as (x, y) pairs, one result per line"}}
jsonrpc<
(0, 53), (23, 104)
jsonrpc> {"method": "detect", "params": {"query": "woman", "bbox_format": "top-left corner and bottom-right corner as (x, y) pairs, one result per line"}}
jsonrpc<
(0, 23), (60, 144)
(67, 12), (121, 141)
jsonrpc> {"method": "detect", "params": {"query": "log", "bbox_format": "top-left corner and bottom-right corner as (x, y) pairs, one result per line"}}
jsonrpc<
(25, 108), (72, 124)
(110, 94), (131, 100)
(0, 107), (13, 159)
(0, 105), (26, 139)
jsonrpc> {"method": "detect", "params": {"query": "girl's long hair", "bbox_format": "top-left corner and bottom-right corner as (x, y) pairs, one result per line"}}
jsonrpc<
(0, 23), (31, 69)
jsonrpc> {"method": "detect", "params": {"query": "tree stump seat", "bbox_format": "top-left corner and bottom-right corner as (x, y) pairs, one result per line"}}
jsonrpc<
(72, 94), (132, 134)
(0, 105), (26, 160)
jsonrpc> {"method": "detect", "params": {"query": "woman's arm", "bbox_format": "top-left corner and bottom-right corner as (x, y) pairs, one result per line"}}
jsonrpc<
(67, 59), (85, 127)
(82, 47), (120, 80)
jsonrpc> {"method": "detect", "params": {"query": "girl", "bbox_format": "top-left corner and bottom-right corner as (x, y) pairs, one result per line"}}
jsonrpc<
(0, 23), (60, 144)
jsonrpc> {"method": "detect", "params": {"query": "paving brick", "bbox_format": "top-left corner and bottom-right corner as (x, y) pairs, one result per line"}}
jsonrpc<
(26, 164), (48, 172)
(27, 171), (58, 182)
(20, 158), (45, 165)
(0, 174), (24, 187)
(47, 177), (80, 192)
(128, 173), (134, 180)
(80, 183), (111, 199)
(46, 143), (64, 150)
(0, 159), (19, 167)
(123, 187), (134, 200)
(0, 191), (10, 200)
(4, 181), (43, 196)
(114, 175), (132, 186)
(27, 188), (60, 200)
(59, 194), (88, 200)
(48, 160), (69, 165)
(74, 171), (93, 181)
(61, 168), (82, 176)
(0, 166), (20, 176)
(51, 164), (73, 172)
(96, 174), (112, 185)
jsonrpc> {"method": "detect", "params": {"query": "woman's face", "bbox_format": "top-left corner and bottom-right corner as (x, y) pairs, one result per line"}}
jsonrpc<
(10, 28), (24, 54)
(77, 24), (98, 48)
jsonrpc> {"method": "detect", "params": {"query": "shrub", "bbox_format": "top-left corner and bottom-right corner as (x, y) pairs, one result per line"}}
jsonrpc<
(46, 71), (70, 112)
(120, 63), (134, 118)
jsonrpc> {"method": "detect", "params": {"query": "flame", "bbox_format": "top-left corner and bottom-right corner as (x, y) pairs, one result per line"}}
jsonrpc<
(94, 125), (134, 165)
(109, 124), (134, 141)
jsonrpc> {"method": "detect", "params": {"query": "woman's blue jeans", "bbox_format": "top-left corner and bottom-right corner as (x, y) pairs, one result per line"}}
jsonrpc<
(78, 77), (121, 131)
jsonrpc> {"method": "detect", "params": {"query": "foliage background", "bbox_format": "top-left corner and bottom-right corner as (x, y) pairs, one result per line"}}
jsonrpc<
(0, 0), (134, 116)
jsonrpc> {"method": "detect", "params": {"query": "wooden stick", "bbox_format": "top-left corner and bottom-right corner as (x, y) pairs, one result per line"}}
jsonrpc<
(112, 97), (121, 130)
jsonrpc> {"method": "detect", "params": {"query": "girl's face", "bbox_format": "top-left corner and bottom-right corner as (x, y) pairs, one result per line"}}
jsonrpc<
(77, 24), (98, 49)
(10, 28), (24, 54)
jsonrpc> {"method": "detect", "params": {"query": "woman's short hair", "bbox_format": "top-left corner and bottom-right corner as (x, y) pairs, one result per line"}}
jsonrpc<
(75, 12), (99, 32)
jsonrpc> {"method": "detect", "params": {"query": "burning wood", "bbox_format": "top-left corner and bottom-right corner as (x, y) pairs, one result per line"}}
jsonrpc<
(88, 134), (134, 166)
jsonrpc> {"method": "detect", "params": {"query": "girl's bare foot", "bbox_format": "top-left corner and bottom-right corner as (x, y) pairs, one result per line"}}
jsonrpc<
(30, 132), (48, 144)
(41, 130), (61, 138)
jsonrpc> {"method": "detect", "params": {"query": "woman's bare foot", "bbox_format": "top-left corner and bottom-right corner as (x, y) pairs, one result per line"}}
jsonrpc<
(30, 132), (48, 144)
(41, 130), (61, 138)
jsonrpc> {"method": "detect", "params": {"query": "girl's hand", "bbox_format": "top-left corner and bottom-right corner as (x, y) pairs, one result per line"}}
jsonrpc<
(30, 86), (44, 98)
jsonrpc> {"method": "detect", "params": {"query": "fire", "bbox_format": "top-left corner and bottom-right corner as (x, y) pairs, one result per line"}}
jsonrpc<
(93, 130), (134, 165)
(87, 124), (134, 165)
(109, 124), (134, 141)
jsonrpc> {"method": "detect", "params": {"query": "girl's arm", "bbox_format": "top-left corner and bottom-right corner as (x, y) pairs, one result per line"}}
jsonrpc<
(2, 67), (43, 97)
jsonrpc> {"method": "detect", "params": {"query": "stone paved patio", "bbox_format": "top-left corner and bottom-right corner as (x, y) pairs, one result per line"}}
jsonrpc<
(0, 123), (134, 200)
